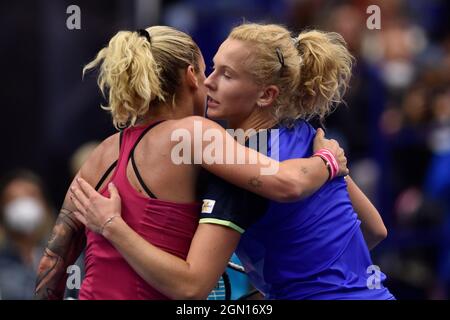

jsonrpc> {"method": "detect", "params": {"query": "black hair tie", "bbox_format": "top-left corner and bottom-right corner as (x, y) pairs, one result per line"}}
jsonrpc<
(275, 48), (285, 68)
(137, 29), (151, 44)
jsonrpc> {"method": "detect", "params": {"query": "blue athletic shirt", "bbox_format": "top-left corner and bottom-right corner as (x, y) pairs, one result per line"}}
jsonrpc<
(198, 119), (394, 300)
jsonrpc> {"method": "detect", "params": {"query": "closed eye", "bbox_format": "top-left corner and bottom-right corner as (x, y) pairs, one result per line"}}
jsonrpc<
(210, 64), (232, 79)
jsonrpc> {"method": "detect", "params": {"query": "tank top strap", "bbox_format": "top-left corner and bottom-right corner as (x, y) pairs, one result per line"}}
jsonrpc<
(114, 120), (165, 197)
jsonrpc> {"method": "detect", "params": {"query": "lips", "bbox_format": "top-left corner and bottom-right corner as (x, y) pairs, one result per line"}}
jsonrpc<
(207, 95), (220, 108)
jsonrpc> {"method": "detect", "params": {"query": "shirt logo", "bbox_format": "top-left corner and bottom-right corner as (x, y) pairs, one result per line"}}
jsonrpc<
(201, 199), (216, 214)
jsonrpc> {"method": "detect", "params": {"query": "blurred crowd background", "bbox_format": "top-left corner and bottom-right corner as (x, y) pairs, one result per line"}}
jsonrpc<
(0, 0), (449, 299)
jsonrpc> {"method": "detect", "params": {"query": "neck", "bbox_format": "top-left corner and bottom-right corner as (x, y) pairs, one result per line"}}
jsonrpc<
(228, 107), (277, 132)
(136, 100), (193, 126)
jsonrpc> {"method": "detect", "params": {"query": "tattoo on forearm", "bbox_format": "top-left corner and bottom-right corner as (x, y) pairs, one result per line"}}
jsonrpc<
(34, 249), (65, 299)
(34, 207), (86, 300)
(248, 176), (263, 188)
(46, 208), (81, 256)
(301, 167), (308, 175)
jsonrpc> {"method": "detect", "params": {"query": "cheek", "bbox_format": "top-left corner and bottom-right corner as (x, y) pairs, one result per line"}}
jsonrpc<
(222, 82), (256, 107)
(227, 90), (258, 114)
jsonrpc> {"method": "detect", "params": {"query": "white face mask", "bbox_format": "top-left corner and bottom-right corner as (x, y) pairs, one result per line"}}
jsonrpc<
(3, 197), (45, 235)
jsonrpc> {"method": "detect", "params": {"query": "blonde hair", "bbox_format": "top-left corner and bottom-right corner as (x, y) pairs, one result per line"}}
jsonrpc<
(83, 26), (201, 129)
(229, 23), (354, 125)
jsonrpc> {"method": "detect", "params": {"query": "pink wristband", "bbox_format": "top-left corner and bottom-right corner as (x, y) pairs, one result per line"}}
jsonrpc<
(319, 149), (339, 178)
(313, 148), (339, 180)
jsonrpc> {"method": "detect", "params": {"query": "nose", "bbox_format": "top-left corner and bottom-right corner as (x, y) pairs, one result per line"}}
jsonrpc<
(204, 72), (216, 91)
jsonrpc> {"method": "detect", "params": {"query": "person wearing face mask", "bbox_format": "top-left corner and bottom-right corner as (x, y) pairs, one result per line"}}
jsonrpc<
(0, 170), (54, 300)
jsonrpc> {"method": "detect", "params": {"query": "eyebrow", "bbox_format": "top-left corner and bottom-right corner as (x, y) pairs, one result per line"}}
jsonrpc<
(212, 59), (237, 74)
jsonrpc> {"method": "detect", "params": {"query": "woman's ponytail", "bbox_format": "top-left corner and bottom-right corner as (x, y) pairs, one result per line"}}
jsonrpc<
(83, 26), (201, 129)
(294, 30), (354, 120)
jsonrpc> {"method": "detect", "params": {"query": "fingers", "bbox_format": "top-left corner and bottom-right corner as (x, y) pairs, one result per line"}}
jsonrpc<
(73, 211), (87, 227)
(108, 182), (120, 202)
(342, 167), (350, 176)
(70, 183), (90, 211)
(76, 178), (97, 199)
(313, 128), (330, 153)
(333, 144), (349, 177)
(70, 191), (87, 216)
(337, 167), (349, 177)
(315, 128), (325, 138)
(337, 156), (349, 176)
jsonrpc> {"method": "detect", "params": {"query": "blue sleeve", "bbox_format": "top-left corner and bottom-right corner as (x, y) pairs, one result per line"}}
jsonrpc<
(198, 172), (269, 234)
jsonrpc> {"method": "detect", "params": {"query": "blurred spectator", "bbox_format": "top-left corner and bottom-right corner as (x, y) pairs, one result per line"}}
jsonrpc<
(0, 169), (54, 299)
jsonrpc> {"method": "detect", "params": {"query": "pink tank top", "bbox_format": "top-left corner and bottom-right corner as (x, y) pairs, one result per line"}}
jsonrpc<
(78, 121), (200, 300)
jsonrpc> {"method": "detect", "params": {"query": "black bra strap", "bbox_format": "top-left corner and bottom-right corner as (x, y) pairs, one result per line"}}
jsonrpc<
(129, 121), (165, 198)
(131, 153), (156, 198)
(94, 130), (124, 191)
(119, 130), (124, 148)
(95, 160), (117, 191)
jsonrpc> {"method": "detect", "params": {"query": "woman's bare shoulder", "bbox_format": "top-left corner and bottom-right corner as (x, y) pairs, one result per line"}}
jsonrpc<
(78, 132), (121, 186)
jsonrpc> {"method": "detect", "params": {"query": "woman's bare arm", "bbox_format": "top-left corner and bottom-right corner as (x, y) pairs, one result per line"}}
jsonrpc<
(179, 116), (347, 202)
(34, 133), (120, 299)
(346, 176), (387, 250)
(71, 179), (239, 299)
(106, 220), (239, 299)
(34, 177), (86, 299)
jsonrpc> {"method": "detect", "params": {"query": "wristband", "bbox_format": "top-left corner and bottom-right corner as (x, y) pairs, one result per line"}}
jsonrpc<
(313, 148), (339, 180)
